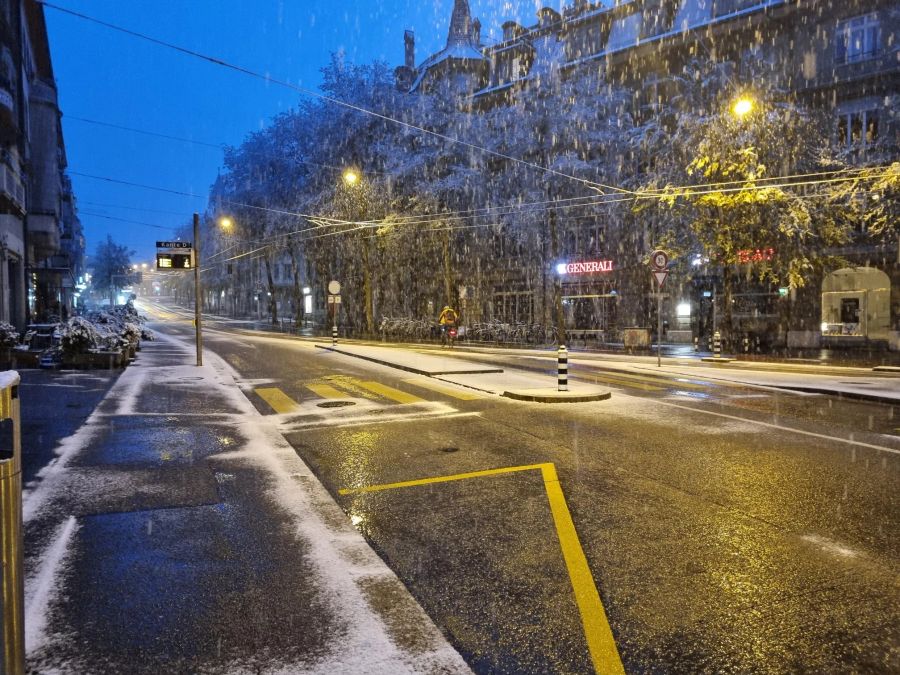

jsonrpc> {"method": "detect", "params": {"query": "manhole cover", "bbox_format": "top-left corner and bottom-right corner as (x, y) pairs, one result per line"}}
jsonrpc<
(317, 400), (356, 408)
(439, 446), (460, 453)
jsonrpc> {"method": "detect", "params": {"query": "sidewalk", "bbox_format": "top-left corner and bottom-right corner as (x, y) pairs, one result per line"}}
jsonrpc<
(314, 341), (900, 405)
(316, 343), (610, 402)
(21, 332), (470, 673)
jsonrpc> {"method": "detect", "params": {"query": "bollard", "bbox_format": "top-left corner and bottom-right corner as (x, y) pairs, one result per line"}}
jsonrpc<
(713, 331), (722, 359)
(693, 336), (699, 352)
(332, 325), (337, 346)
(0, 371), (24, 675)
(742, 335), (749, 354)
(707, 335), (713, 352)
(558, 345), (568, 392)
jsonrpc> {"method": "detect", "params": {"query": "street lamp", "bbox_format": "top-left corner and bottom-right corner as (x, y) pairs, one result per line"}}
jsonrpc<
(342, 168), (359, 187)
(731, 95), (755, 119)
(219, 216), (234, 232)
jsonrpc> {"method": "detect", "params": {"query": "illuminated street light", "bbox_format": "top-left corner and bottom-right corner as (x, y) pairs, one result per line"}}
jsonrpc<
(731, 95), (755, 118)
(219, 216), (234, 231)
(342, 168), (359, 186)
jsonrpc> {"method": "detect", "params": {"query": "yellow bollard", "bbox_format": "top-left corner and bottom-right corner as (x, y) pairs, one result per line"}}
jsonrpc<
(0, 371), (23, 674)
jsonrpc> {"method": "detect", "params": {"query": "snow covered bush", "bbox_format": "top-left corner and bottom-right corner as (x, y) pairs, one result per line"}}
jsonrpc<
(60, 317), (101, 354)
(0, 322), (19, 349)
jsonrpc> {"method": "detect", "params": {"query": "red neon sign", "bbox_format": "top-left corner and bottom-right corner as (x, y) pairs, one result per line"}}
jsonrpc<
(737, 248), (775, 264)
(558, 260), (614, 274)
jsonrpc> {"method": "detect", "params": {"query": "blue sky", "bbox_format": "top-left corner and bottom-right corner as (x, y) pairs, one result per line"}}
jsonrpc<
(46, 1), (560, 261)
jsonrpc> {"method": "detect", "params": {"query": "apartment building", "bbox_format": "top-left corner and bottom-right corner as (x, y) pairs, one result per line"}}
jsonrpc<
(398, 0), (899, 348)
(0, 0), (82, 328)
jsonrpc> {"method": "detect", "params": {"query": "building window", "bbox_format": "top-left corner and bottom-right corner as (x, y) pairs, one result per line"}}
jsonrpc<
(834, 13), (880, 65)
(836, 108), (878, 149)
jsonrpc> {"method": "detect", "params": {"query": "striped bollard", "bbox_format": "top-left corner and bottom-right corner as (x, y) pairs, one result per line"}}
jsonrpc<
(693, 336), (699, 352)
(558, 345), (568, 392)
(713, 330), (722, 359)
(332, 325), (337, 346)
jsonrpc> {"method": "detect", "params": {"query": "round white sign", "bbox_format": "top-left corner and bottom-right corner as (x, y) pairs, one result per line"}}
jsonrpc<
(328, 280), (341, 295)
(650, 250), (668, 270)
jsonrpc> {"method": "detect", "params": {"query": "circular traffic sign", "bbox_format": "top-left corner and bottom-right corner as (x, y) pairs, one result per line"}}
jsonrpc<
(328, 280), (341, 295)
(650, 250), (668, 270)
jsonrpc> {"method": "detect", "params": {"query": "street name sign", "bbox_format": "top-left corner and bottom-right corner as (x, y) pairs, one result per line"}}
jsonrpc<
(156, 241), (192, 249)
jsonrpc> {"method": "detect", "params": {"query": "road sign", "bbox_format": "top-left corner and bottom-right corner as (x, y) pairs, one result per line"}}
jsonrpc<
(653, 270), (668, 288)
(650, 250), (668, 270)
(327, 294), (342, 304)
(157, 241), (192, 249)
(334, 295), (341, 304)
(328, 280), (341, 295)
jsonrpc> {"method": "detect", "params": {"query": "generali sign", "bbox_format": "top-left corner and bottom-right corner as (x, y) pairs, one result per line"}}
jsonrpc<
(557, 260), (614, 274)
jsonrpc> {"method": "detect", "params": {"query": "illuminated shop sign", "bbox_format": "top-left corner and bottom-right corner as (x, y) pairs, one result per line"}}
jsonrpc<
(737, 248), (774, 264)
(556, 260), (614, 275)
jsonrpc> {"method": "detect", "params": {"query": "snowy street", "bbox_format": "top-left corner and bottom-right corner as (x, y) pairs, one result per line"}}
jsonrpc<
(18, 304), (899, 672)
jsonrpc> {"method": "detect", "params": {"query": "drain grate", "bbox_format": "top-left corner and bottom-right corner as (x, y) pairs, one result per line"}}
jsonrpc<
(317, 400), (356, 408)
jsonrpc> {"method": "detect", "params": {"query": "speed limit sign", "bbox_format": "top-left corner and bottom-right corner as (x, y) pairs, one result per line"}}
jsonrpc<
(650, 250), (668, 270)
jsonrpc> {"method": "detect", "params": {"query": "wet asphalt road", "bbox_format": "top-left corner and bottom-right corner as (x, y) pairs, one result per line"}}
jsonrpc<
(155, 314), (899, 673)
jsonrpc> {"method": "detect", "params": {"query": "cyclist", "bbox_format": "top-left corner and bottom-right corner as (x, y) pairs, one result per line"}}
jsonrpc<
(438, 305), (459, 347)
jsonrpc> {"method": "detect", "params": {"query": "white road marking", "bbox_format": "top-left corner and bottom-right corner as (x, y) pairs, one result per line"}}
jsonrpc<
(652, 399), (900, 455)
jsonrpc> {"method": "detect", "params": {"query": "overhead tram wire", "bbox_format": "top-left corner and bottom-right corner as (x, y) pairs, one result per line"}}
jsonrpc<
(37, 0), (635, 197)
(70, 167), (894, 262)
(77, 210), (180, 231)
(65, 115), (385, 176)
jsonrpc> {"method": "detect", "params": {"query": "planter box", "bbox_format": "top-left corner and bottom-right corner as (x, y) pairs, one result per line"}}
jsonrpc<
(62, 350), (127, 369)
(0, 350), (42, 369)
(623, 327), (651, 348)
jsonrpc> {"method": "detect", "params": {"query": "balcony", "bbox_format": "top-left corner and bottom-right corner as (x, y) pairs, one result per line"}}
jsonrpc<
(0, 162), (25, 214)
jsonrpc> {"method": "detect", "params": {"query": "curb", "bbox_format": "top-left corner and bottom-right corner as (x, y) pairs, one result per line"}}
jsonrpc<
(774, 385), (900, 406)
(872, 366), (900, 373)
(502, 389), (612, 403)
(314, 344), (504, 377)
(700, 357), (734, 363)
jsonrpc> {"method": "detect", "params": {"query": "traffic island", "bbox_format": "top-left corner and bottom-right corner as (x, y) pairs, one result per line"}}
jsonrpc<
(502, 386), (611, 403)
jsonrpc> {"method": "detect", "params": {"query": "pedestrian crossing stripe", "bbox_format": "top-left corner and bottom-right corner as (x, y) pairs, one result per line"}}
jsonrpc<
(305, 383), (347, 399)
(402, 378), (483, 400)
(354, 380), (425, 404)
(255, 387), (301, 414)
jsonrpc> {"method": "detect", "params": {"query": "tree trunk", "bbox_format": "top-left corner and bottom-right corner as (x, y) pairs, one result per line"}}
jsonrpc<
(442, 227), (453, 307)
(287, 240), (304, 329)
(362, 237), (374, 335)
(263, 250), (278, 325)
(722, 261), (734, 347)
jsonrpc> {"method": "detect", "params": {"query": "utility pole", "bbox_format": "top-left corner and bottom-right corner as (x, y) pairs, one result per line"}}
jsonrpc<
(193, 212), (203, 366)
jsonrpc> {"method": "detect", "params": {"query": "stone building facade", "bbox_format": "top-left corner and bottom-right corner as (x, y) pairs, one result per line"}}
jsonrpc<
(399, 0), (899, 349)
(0, 0), (82, 329)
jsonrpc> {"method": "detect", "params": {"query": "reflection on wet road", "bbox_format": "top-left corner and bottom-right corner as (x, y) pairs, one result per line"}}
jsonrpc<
(183, 323), (899, 673)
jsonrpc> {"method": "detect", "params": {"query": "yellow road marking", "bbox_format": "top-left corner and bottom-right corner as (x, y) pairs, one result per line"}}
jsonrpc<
(340, 463), (624, 674)
(402, 378), (483, 401)
(323, 375), (383, 400)
(339, 464), (544, 495)
(254, 387), (301, 414)
(306, 383), (348, 399)
(355, 380), (425, 404)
